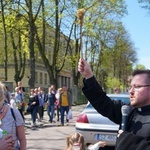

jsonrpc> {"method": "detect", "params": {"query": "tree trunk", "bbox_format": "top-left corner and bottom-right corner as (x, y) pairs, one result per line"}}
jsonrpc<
(0, 0), (8, 81)
(28, 22), (36, 88)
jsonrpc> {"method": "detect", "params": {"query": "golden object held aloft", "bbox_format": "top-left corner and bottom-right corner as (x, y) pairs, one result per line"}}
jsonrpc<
(77, 8), (85, 25)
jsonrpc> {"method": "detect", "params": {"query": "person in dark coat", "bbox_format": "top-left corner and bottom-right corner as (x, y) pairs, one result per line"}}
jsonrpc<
(28, 89), (39, 128)
(45, 87), (56, 123)
(78, 58), (150, 150)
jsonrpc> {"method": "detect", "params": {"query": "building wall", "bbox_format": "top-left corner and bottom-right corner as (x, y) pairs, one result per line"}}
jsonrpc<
(0, 66), (72, 92)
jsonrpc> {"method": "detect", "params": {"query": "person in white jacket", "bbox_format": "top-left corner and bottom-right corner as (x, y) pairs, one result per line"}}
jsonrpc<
(66, 132), (106, 150)
(10, 93), (16, 109)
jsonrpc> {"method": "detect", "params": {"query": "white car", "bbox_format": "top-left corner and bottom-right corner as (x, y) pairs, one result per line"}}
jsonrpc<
(75, 94), (130, 148)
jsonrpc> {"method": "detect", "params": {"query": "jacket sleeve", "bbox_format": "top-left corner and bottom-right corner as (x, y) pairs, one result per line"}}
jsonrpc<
(35, 95), (39, 106)
(82, 76), (123, 124)
(53, 94), (56, 102)
(116, 132), (150, 150)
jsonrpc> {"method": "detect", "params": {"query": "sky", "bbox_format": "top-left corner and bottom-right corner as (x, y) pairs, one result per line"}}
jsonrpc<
(122, 0), (150, 69)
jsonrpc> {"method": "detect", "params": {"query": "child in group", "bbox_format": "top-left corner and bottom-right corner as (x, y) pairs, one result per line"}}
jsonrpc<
(55, 88), (62, 121)
(10, 93), (16, 108)
(66, 132), (106, 150)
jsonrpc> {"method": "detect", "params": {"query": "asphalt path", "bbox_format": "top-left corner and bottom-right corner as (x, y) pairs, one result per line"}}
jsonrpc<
(25, 104), (86, 150)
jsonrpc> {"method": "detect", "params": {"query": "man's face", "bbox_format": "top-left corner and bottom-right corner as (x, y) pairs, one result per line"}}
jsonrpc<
(18, 82), (22, 87)
(51, 85), (55, 90)
(15, 87), (19, 93)
(62, 86), (67, 92)
(129, 74), (150, 108)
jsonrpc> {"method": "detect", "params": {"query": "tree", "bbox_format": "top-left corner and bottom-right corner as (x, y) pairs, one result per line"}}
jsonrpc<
(102, 25), (137, 88)
(138, 0), (150, 14)
(0, 0), (8, 81)
(11, 0), (42, 88)
(135, 64), (146, 69)
(0, 1), (28, 85)
(73, 1), (135, 88)
(34, 0), (73, 88)
(0, 0), (139, 92)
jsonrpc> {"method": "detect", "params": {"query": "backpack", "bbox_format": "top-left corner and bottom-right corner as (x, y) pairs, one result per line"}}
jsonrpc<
(10, 108), (16, 121)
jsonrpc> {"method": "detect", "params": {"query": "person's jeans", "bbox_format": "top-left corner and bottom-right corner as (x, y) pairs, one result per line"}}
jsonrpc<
(56, 106), (61, 121)
(47, 105), (54, 123)
(31, 106), (38, 124)
(60, 106), (69, 125)
(38, 106), (44, 119)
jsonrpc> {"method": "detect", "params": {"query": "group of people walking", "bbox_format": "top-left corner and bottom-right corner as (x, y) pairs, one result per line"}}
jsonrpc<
(4, 82), (72, 128)
(6, 82), (72, 129)
(27, 84), (72, 128)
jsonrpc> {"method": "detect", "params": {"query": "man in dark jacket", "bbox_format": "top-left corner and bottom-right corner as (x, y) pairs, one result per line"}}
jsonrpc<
(46, 87), (56, 123)
(78, 58), (150, 150)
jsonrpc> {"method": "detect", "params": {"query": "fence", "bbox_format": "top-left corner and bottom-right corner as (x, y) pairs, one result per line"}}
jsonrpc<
(71, 85), (87, 105)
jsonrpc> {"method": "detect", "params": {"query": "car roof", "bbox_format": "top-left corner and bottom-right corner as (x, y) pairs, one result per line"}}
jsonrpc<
(107, 93), (129, 98)
(86, 93), (130, 106)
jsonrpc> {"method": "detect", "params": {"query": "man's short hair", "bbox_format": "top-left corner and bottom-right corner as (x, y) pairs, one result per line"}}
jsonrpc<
(132, 69), (150, 82)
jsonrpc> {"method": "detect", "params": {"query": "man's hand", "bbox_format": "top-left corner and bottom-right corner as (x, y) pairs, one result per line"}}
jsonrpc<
(117, 130), (123, 138)
(98, 141), (107, 147)
(32, 102), (36, 105)
(78, 58), (93, 79)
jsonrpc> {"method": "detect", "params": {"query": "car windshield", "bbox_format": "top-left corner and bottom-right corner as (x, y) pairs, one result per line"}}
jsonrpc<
(87, 95), (130, 109)
(110, 97), (130, 104)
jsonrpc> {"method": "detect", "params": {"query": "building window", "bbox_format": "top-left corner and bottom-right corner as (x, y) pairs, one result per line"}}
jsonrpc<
(68, 78), (70, 89)
(40, 72), (43, 84)
(58, 76), (61, 88)
(44, 73), (47, 85)
(62, 76), (65, 85)
(35, 72), (38, 83)
(60, 76), (70, 88)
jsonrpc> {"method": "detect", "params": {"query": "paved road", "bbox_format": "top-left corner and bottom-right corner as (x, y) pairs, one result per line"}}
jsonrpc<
(24, 104), (86, 150)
